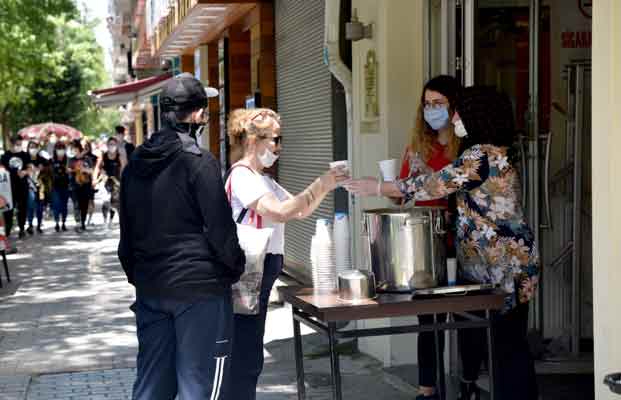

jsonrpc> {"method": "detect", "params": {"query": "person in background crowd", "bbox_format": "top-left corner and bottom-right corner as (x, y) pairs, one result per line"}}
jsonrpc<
(118, 73), (244, 400)
(345, 86), (540, 400)
(82, 139), (98, 226)
(25, 141), (46, 234)
(38, 155), (54, 222)
(68, 140), (94, 233)
(50, 142), (70, 232)
(1, 136), (29, 240)
(45, 132), (58, 156)
(392, 75), (461, 400)
(115, 125), (135, 161)
(224, 108), (347, 400)
(94, 136), (125, 228)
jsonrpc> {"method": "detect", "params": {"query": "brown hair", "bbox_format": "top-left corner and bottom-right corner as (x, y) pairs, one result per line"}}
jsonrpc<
(411, 75), (461, 162)
(227, 108), (281, 163)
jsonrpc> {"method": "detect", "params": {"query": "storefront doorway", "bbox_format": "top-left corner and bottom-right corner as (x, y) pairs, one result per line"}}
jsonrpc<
(427, 0), (593, 367)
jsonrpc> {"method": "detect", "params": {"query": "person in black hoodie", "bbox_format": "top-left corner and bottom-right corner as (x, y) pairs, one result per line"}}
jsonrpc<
(118, 73), (245, 400)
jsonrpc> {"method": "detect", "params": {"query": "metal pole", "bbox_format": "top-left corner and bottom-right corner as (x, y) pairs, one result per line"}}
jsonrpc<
(293, 309), (306, 400)
(528, 0), (542, 333)
(2, 251), (8, 283)
(328, 322), (343, 400)
(463, 0), (475, 86)
(433, 313), (446, 400)
(571, 64), (584, 356)
(486, 309), (497, 400)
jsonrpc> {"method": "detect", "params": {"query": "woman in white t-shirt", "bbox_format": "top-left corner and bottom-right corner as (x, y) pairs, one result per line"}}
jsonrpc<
(224, 108), (347, 400)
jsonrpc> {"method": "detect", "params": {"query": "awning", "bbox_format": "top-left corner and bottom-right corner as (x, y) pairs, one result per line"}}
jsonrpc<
(89, 73), (172, 107)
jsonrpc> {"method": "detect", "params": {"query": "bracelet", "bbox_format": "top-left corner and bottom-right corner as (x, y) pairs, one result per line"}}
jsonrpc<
(307, 188), (316, 203)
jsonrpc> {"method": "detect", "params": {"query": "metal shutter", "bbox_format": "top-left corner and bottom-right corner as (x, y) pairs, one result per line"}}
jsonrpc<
(275, 0), (334, 280)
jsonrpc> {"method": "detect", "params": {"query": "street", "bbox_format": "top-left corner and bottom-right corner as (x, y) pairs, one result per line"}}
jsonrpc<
(0, 215), (418, 400)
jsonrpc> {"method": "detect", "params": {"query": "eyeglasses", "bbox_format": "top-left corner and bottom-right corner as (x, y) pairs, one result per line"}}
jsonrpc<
(260, 135), (282, 146)
(423, 100), (449, 110)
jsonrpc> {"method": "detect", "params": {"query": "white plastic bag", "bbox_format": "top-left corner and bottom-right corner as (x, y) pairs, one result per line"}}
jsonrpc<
(0, 169), (13, 211)
(232, 223), (274, 315)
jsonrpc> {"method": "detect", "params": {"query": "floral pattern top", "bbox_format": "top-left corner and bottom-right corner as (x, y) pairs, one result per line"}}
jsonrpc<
(397, 144), (540, 310)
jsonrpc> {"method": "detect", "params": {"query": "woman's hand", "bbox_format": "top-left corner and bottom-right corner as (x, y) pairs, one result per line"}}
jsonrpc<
(343, 177), (381, 197)
(319, 166), (350, 192)
(411, 155), (433, 176)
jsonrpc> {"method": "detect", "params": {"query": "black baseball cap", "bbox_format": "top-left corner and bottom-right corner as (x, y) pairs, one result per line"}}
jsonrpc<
(160, 73), (218, 112)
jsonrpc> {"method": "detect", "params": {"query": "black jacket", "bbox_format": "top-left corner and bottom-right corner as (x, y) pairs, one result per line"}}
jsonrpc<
(117, 125), (245, 300)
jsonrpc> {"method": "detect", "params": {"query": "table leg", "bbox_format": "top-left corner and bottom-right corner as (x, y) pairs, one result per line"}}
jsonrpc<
(328, 322), (343, 400)
(433, 313), (446, 400)
(486, 309), (498, 400)
(293, 309), (306, 400)
(2, 251), (9, 283)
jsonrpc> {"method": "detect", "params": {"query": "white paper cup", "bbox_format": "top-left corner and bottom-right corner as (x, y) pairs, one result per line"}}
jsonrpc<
(378, 159), (398, 182)
(447, 258), (457, 286)
(329, 160), (350, 175)
(330, 160), (350, 187)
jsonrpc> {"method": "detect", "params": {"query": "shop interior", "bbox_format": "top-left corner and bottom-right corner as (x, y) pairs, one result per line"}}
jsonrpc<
(424, 0), (593, 397)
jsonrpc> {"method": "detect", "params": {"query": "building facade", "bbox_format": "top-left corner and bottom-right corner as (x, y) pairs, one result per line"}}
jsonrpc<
(346, 1), (619, 399)
(97, 1), (621, 397)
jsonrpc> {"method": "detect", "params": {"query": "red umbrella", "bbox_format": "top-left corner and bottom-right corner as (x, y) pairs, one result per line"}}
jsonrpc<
(17, 123), (83, 141)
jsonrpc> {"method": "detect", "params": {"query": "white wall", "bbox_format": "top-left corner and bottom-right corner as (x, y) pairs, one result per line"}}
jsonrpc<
(592, 2), (621, 399)
(350, 0), (426, 367)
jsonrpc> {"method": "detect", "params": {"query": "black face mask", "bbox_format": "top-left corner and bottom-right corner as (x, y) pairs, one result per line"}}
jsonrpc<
(174, 122), (206, 142)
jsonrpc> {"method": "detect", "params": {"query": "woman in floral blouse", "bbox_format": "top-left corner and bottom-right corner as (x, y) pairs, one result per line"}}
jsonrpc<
(346, 86), (539, 400)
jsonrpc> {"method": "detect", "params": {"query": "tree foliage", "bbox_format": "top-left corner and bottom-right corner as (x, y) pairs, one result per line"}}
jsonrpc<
(0, 1), (119, 142)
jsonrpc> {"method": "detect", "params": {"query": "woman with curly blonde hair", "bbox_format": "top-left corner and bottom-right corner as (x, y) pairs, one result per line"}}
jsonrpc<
(224, 107), (347, 399)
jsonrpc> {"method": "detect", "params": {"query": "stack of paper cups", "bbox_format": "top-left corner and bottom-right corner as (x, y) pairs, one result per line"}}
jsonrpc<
(311, 219), (337, 293)
(333, 212), (352, 275)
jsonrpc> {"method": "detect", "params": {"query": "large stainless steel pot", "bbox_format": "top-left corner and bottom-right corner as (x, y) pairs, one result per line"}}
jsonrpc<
(362, 207), (447, 292)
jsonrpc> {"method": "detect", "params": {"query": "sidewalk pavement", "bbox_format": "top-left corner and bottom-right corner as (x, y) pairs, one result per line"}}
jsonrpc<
(0, 214), (419, 400)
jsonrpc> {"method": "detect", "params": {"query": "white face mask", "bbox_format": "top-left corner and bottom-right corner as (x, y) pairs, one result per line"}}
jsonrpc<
(56, 150), (66, 158)
(108, 145), (117, 154)
(13, 145), (22, 153)
(49, 137), (57, 144)
(454, 119), (469, 138)
(258, 148), (279, 168)
(67, 149), (76, 158)
(29, 149), (38, 157)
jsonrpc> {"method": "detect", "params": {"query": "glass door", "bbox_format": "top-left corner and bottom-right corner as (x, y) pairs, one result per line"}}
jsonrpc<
(429, 0), (593, 359)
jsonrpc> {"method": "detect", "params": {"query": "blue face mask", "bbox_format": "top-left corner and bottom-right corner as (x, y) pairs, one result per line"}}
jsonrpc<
(423, 107), (450, 131)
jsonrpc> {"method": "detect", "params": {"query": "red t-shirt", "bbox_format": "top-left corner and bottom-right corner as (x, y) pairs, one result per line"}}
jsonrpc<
(399, 142), (451, 207)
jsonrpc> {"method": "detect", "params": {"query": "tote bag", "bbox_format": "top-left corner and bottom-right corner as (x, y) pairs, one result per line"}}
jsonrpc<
(225, 165), (274, 315)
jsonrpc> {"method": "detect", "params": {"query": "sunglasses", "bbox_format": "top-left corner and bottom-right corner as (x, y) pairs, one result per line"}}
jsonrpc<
(250, 110), (281, 123)
(260, 135), (282, 146)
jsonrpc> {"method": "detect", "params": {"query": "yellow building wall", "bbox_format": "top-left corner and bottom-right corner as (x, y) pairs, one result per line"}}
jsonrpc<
(351, 0), (427, 367)
(592, 1), (621, 399)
